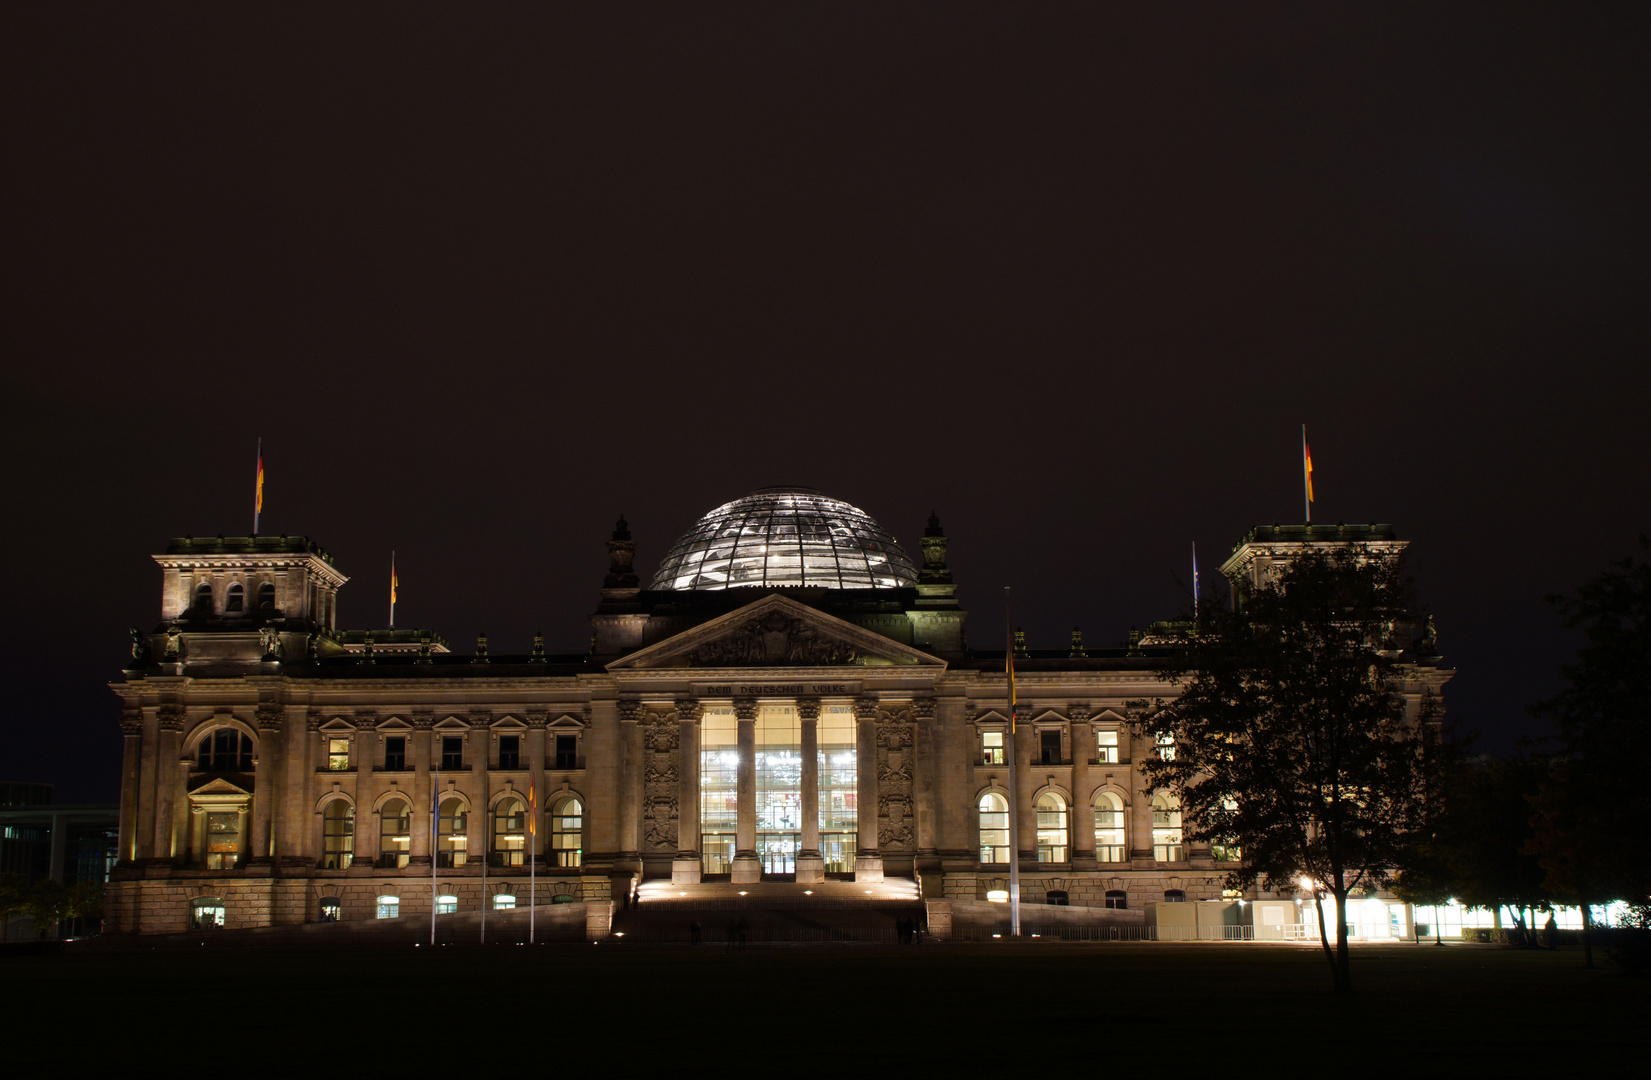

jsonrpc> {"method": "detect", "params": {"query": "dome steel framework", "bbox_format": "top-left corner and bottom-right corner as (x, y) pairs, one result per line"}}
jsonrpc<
(651, 488), (918, 591)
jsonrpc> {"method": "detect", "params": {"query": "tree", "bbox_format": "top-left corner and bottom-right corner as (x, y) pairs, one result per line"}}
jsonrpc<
(0, 874), (28, 942)
(25, 879), (69, 940)
(1131, 548), (1437, 994)
(1395, 748), (1553, 946)
(1529, 536), (1651, 967)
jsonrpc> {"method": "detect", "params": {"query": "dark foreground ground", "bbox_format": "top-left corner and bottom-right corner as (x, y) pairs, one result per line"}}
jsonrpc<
(6, 939), (1645, 1073)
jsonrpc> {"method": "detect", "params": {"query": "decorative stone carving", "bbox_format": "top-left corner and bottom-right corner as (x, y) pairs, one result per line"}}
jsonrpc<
(642, 710), (680, 850)
(1068, 702), (1091, 723)
(675, 697), (704, 723)
(796, 698), (821, 720)
(254, 704), (284, 731)
(617, 699), (642, 724)
(468, 712), (492, 730)
(258, 625), (282, 661)
(875, 705), (916, 849)
(119, 709), (143, 736)
(411, 714), (434, 730)
(689, 612), (860, 666)
(129, 628), (150, 664)
(524, 712), (549, 729)
(156, 705), (184, 732)
(733, 698), (757, 722)
(164, 624), (181, 660)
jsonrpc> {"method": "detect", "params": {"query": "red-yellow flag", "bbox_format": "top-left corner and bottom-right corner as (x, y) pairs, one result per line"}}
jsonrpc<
(1304, 438), (1314, 504)
(256, 451), (264, 513)
(529, 778), (537, 838)
(1006, 639), (1017, 734)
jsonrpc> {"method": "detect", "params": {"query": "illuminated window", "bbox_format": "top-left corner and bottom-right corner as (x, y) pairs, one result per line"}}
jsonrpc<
(818, 707), (857, 875)
(492, 798), (525, 868)
(376, 895), (400, 919)
(1152, 792), (1183, 862)
(318, 897), (341, 922)
(379, 798), (411, 868)
(436, 798), (467, 868)
(1104, 890), (1128, 910)
(327, 738), (350, 771)
(981, 730), (1005, 765)
(440, 735), (463, 770)
(492, 893), (516, 910)
(194, 582), (213, 611)
(320, 800), (353, 869)
(435, 894), (458, 915)
(550, 796), (583, 867)
(1093, 791), (1126, 862)
(1094, 729), (1119, 764)
(190, 897), (225, 930)
(1212, 797), (1241, 861)
(197, 728), (253, 771)
(205, 811), (241, 869)
(756, 706), (801, 875)
(1156, 733), (1176, 762)
(1036, 792), (1068, 862)
(257, 582), (275, 613)
(498, 735), (519, 770)
(978, 792), (1010, 864)
(700, 709), (737, 875)
(225, 583), (244, 613)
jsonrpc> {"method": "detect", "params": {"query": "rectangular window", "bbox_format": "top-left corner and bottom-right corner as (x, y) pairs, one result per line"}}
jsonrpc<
(205, 811), (241, 870)
(327, 738), (350, 771)
(441, 736), (463, 770)
(1156, 734), (1176, 761)
(818, 708), (858, 875)
(699, 709), (738, 875)
(555, 734), (578, 770)
(981, 730), (1005, 765)
(376, 896), (400, 919)
(385, 736), (406, 771)
(1039, 729), (1063, 765)
(1094, 729), (1118, 764)
(755, 707), (801, 870)
(498, 735), (520, 770)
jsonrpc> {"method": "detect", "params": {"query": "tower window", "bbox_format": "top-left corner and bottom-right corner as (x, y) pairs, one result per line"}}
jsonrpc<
(257, 582), (275, 613)
(225, 583), (244, 613)
(194, 582), (213, 611)
(198, 728), (253, 771)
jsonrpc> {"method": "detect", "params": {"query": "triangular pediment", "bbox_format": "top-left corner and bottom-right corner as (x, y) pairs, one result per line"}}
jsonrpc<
(189, 776), (252, 797)
(608, 594), (945, 672)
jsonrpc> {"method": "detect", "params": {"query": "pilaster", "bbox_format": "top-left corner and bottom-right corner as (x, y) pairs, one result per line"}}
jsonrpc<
(731, 698), (760, 883)
(673, 697), (703, 884)
(795, 698), (824, 883)
(853, 696), (883, 881)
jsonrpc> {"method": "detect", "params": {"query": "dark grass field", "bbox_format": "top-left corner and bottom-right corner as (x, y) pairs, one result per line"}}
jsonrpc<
(8, 940), (1644, 1073)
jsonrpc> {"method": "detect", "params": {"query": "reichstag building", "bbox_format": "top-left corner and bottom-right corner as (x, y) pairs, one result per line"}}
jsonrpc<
(106, 487), (1450, 939)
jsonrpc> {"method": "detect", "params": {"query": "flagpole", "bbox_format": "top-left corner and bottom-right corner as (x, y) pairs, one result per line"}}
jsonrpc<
(431, 768), (439, 947)
(479, 805), (488, 945)
(1004, 587), (1021, 939)
(529, 779), (537, 945)
(1192, 541), (1199, 608)
(252, 437), (262, 535)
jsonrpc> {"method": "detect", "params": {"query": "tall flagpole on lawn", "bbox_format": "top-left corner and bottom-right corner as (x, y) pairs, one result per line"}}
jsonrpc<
(430, 767), (439, 946)
(529, 777), (537, 944)
(1005, 587), (1021, 938)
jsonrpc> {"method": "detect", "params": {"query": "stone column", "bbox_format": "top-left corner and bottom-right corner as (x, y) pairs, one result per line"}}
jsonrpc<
(189, 803), (207, 867)
(618, 701), (643, 870)
(466, 718), (490, 869)
(796, 698), (824, 884)
(1070, 704), (1093, 863)
(853, 697), (883, 882)
(731, 698), (761, 884)
(250, 706), (282, 865)
(672, 698), (703, 884)
(117, 711), (142, 863)
(134, 707), (166, 861)
(410, 719), (433, 864)
(152, 713), (183, 862)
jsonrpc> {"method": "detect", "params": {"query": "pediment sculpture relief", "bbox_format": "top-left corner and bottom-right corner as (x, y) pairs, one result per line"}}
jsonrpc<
(688, 612), (860, 666)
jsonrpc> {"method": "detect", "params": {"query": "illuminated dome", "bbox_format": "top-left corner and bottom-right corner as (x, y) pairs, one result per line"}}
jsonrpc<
(651, 487), (919, 591)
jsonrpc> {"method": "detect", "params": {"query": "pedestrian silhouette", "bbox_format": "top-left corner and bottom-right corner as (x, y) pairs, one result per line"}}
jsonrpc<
(690, 920), (702, 945)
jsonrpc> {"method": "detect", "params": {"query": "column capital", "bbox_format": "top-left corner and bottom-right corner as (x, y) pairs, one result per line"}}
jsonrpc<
(911, 696), (937, 721)
(119, 710), (143, 736)
(675, 697), (704, 723)
(853, 696), (880, 720)
(733, 697), (757, 721)
(796, 697), (821, 720)
(1068, 702), (1092, 723)
(255, 703), (285, 731)
(156, 706), (185, 732)
(618, 699), (643, 724)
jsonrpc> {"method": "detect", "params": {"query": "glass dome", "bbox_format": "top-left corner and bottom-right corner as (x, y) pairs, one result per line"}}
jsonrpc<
(651, 487), (918, 591)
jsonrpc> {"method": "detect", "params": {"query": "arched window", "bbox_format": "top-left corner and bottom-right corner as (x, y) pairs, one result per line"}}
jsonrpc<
(978, 792), (1009, 864)
(320, 800), (354, 869)
(1164, 889), (1187, 903)
(225, 583), (244, 613)
(1036, 792), (1069, 862)
(257, 582), (275, 613)
(1104, 889), (1128, 910)
(318, 898), (342, 922)
(551, 796), (583, 868)
(376, 895), (400, 919)
(1152, 792), (1183, 862)
(194, 582), (213, 612)
(190, 897), (225, 930)
(379, 798), (411, 868)
(435, 894), (458, 915)
(436, 798), (467, 868)
(197, 728), (253, 771)
(493, 798), (525, 868)
(1046, 889), (1070, 906)
(1093, 791), (1125, 862)
(492, 893), (516, 911)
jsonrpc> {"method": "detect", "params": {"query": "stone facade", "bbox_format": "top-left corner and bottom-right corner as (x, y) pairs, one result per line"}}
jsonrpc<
(107, 505), (1451, 938)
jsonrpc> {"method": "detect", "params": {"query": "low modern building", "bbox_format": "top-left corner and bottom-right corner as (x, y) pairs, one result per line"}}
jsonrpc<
(105, 487), (1451, 938)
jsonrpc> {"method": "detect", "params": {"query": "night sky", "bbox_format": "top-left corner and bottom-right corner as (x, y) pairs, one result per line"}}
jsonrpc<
(4, 5), (1647, 802)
